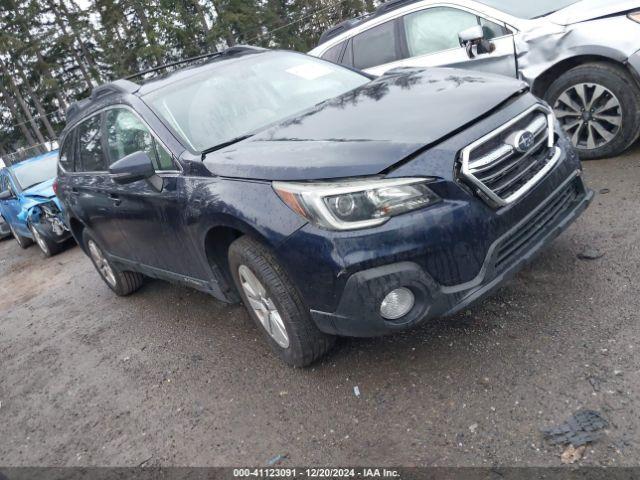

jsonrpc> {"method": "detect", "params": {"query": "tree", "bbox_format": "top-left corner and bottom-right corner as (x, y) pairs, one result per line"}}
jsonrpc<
(0, 0), (379, 156)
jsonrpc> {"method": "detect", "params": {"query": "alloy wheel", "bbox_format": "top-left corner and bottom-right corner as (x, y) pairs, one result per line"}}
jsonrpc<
(30, 225), (50, 256)
(87, 239), (117, 287)
(554, 83), (622, 151)
(238, 264), (290, 348)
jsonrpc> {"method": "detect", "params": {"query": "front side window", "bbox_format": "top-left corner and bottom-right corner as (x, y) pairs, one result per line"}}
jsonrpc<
(352, 21), (399, 70)
(403, 7), (480, 57)
(104, 108), (174, 170)
(145, 51), (368, 152)
(76, 115), (106, 172)
(480, 17), (510, 39)
(11, 153), (58, 191)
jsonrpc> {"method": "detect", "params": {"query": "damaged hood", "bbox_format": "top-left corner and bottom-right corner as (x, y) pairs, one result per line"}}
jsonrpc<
(203, 68), (527, 181)
(16, 179), (62, 223)
(547, 0), (640, 25)
(22, 179), (56, 201)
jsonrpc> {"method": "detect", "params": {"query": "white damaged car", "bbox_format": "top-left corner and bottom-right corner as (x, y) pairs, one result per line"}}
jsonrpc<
(309, 0), (640, 159)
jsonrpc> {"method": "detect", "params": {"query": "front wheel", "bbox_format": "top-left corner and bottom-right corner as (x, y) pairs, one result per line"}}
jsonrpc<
(546, 63), (640, 160)
(29, 223), (62, 258)
(82, 230), (144, 296)
(228, 236), (335, 367)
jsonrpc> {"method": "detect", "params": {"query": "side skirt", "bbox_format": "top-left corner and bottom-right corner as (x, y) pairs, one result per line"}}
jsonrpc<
(108, 254), (232, 302)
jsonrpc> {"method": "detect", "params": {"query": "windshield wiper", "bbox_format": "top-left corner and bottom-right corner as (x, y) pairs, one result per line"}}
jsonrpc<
(201, 134), (254, 158)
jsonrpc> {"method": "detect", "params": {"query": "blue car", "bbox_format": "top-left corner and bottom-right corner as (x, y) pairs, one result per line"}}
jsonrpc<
(0, 151), (72, 256)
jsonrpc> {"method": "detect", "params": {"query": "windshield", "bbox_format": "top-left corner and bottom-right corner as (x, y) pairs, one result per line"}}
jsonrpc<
(12, 153), (58, 191)
(477, 0), (581, 19)
(144, 51), (370, 152)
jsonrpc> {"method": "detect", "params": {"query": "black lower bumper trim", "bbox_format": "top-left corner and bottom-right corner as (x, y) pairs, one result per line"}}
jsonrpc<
(311, 173), (593, 338)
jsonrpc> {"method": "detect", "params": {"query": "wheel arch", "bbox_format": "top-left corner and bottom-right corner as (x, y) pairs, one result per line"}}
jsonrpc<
(531, 55), (640, 99)
(202, 219), (280, 302)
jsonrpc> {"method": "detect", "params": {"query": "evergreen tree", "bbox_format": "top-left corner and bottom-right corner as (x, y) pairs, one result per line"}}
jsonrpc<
(0, 0), (379, 155)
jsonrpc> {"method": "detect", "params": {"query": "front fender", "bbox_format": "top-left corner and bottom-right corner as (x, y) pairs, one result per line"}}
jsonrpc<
(517, 16), (640, 85)
(187, 176), (307, 251)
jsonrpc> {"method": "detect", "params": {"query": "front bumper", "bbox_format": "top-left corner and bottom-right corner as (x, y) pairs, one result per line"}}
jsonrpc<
(29, 203), (71, 244)
(32, 219), (72, 244)
(309, 172), (593, 337)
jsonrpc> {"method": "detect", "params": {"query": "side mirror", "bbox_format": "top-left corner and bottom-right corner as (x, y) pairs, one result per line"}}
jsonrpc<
(458, 25), (484, 47)
(459, 25), (484, 45)
(109, 151), (156, 185)
(458, 26), (495, 59)
(0, 190), (13, 200)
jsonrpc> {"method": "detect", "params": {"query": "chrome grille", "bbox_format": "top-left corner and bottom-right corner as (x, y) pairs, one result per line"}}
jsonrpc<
(460, 105), (560, 208)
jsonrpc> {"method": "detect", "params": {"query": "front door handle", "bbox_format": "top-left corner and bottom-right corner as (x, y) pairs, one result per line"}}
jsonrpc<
(108, 193), (122, 206)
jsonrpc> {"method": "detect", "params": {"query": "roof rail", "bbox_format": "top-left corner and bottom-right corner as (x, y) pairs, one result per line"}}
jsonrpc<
(90, 79), (140, 100)
(124, 45), (263, 81)
(65, 99), (90, 123)
(317, 0), (421, 45)
(63, 46), (264, 124)
(65, 79), (139, 122)
(374, 0), (419, 16)
(318, 18), (366, 45)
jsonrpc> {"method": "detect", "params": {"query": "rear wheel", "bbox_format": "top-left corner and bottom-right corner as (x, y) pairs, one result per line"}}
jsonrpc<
(29, 223), (62, 258)
(228, 236), (335, 367)
(82, 230), (144, 296)
(9, 224), (33, 249)
(546, 63), (640, 159)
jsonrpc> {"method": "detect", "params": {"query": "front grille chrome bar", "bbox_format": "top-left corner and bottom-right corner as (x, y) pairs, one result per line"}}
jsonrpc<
(460, 104), (559, 208)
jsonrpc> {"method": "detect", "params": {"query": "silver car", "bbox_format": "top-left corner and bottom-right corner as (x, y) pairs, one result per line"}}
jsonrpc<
(309, 0), (640, 159)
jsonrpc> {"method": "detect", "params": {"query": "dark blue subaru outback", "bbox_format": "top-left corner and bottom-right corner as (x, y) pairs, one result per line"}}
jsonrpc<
(57, 46), (592, 366)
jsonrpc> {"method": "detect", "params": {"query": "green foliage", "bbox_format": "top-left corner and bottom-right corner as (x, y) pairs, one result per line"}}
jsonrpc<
(0, 0), (376, 155)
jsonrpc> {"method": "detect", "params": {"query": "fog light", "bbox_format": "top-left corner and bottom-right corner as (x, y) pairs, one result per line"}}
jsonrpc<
(380, 288), (415, 320)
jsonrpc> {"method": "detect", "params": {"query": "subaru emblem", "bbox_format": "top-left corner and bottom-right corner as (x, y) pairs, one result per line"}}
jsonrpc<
(514, 131), (535, 153)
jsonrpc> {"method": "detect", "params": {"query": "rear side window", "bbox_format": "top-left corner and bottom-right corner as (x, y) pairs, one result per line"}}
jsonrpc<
(76, 115), (106, 172)
(104, 108), (174, 171)
(59, 134), (75, 172)
(352, 21), (399, 70)
(321, 42), (346, 63)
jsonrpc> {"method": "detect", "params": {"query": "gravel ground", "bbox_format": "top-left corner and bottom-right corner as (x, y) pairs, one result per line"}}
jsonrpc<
(0, 146), (639, 467)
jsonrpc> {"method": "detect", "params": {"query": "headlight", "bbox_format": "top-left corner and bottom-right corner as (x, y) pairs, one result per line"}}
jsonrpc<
(273, 178), (440, 231)
(628, 11), (640, 23)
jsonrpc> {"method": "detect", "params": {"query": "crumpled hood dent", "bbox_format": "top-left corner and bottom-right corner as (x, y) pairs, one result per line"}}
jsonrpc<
(23, 178), (56, 200)
(17, 179), (58, 223)
(203, 68), (527, 181)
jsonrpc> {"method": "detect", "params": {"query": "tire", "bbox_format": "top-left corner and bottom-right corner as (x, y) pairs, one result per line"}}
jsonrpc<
(82, 230), (144, 296)
(228, 236), (335, 367)
(9, 223), (33, 249)
(29, 223), (62, 258)
(546, 62), (640, 160)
